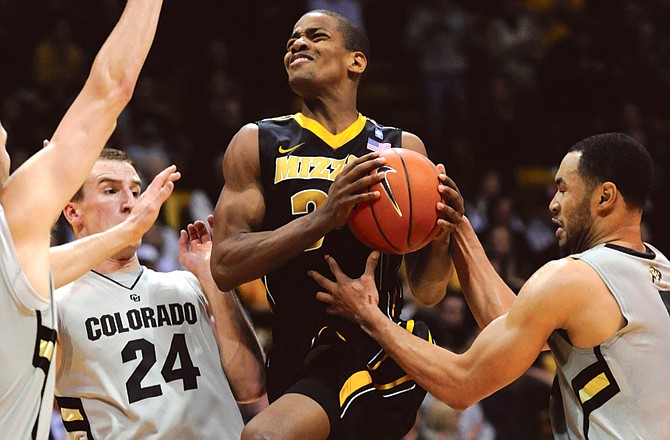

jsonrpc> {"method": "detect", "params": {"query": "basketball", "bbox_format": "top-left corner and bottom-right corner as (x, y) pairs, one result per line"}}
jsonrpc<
(348, 148), (444, 254)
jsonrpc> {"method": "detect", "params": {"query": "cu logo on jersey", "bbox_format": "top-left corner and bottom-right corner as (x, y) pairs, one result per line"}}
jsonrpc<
(130, 294), (141, 302)
(376, 165), (402, 217)
(650, 267), (662, 284)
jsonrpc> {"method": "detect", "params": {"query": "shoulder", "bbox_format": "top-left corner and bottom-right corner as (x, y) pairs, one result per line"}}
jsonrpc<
(400, 131), (428, 156)
(223, 123), (260, 175)
(55, 271), (98, 301)
(139, 269), (205, 302)
(228, 123), (259, 147)
(516, 258), (606, 324)
(257, 114), (294, 127)
(527, 254), (626, 347)
(176, 270), (204, 295)
(161, 270), (204, 297)
(148, 267), (196, 284)
(523, 258), (602, 297)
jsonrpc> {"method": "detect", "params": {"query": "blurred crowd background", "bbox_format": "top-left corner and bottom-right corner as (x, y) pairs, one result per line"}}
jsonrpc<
(3, 0), (670, 439)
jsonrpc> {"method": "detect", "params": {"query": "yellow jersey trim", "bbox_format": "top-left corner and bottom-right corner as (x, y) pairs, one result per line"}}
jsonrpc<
(579, 372), (610, 403)
(60, 408), (84, 422)
(293, 113), (367, 149)
(375, 375), (413, 391)
(340, 370), (373, 406)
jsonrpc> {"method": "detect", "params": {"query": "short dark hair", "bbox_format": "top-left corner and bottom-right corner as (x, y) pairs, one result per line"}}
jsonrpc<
(568, 133), (653, 209)
(311, 9), (370, 60)
(70, 148), (135, 202)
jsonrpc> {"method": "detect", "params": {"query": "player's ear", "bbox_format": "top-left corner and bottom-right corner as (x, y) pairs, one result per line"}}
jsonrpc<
(349, 51), (367, 75)
(62, 202), (82, 226)
(596, 182), (616, 212)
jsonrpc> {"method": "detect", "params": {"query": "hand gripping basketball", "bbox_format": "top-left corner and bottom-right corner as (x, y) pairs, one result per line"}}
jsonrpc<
(348, 148), (444, 254)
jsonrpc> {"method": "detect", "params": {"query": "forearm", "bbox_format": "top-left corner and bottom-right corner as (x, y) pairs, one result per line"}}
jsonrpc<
(358, 306), (533, 411)
(211, 210), (333, 291)
(55, 0), (165, 144)
(33, 0), (165, 219)
(405, 235), (452, 307)
(357, 307), (472, 410)
(452, 217), (516, 328)
(50, 223), (137, 288)
(86, 0), (163, 99)
(198, 273), (266, 403)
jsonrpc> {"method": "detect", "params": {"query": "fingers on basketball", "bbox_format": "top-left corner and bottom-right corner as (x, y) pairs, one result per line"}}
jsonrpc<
(349, 148), (444, 255)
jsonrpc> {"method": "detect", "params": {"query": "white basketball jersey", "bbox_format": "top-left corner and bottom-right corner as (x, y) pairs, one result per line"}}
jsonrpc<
(55, 268), (244, 439)
(549, 243), (670, 439)
(0, 204), (57, 440)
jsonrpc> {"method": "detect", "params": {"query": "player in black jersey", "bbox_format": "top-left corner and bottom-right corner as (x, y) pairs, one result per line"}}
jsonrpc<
(211, 9), (464, 439)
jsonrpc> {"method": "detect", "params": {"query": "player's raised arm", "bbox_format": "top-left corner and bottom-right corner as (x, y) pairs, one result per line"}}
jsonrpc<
(179, 217), (266, 403)
(1, 0), (164, 298)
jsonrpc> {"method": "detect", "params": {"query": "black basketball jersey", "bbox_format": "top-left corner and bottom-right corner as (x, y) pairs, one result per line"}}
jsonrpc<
(257, 112), (405, 397)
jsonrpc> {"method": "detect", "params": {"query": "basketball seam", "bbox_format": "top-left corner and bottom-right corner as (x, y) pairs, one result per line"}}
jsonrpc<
(398, 150), (413, 250)
(370, 196), (401, 253)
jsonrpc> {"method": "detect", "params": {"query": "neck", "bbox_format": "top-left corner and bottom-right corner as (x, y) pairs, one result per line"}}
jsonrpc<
(94, 253), (142, 275)
(590, 223), (645, 253)
(301, 95), (359, 134)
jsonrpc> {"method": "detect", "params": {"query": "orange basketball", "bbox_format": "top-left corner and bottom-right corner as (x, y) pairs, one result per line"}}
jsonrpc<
(348, 148), (444, 254)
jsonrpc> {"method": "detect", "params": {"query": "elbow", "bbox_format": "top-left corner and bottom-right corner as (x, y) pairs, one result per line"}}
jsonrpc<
(210, 235), (258, 292)
(448, 402), (471, 412)
(115, 78), (136, 104)
(212, 273), (235, 293)
(234, 376), (267, 404)
(432, 390), (477, 413)
(210, 259), (236, 292)
(106, 77), (135, 109)
(446, 396), (476, 413)
(423, 365), (478, 411)
(408, 281), (445, 308)
(237, 387), (267, 405)
(210, 248), (237, 292)
(414, 293), (442, 308)
(87, 68), (137, 111)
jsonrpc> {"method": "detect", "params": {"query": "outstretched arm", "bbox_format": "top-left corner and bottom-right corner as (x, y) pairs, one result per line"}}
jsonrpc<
(310, 252), (567, 410)
(50, 165), (180, 288)
(3, 0), (165, 298)
(210, 125), (388, 291)
(181, 216), (265, 403)
(401, 132), (464, 306)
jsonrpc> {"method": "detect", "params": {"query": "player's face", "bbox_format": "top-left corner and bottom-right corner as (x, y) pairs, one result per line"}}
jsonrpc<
(75, 159), (142, 245)
(284, 13), (352, 96)
(0, 122), (10, 185)
(549, 152), (595, 257)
